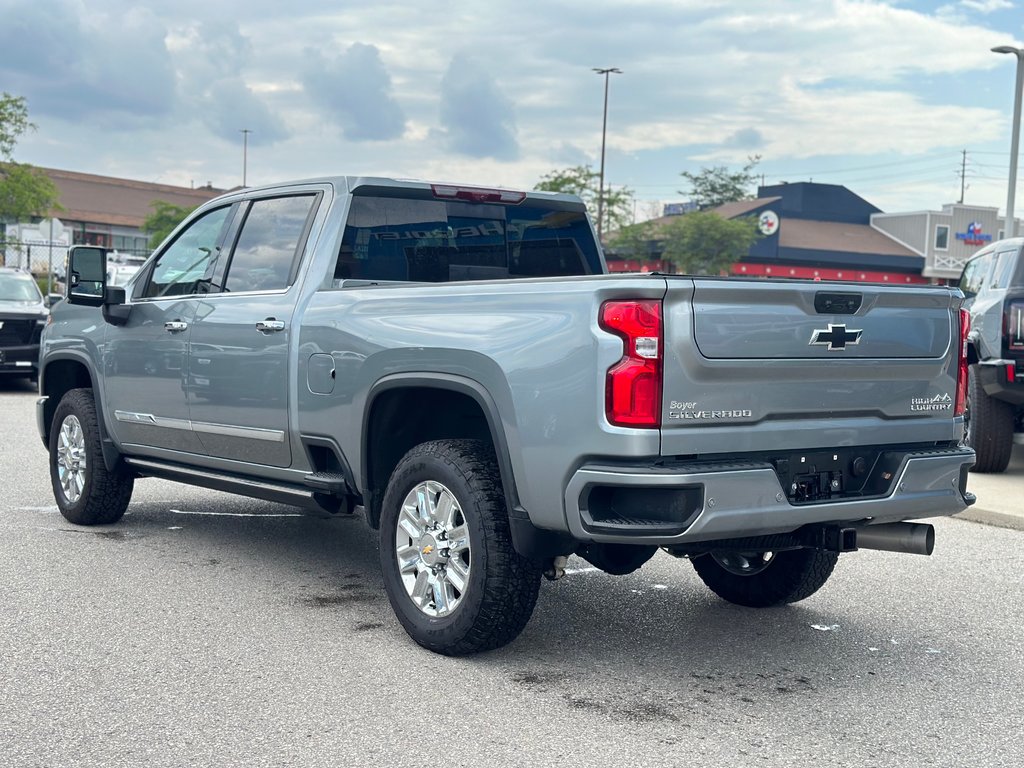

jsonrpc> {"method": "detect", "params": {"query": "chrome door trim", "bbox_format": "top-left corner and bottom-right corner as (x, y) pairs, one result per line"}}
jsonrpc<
(113, 411), (285, 442)
(191, 421), (286, 443)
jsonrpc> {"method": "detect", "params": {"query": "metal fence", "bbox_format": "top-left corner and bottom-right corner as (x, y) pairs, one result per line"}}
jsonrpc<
(2, 239), (151, 275)
(1, 238), (69, 275)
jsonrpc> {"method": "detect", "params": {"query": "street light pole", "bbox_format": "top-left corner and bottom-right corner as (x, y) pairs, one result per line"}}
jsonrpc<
(593, 67), (621, 241)
(992, 46), (1024, 239)
(240, 128), (252, 187)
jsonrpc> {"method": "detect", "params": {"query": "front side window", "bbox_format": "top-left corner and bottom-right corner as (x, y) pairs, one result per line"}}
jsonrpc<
(144, 206), (232, 298)
(333, 194), (600, 284)
(222, 195), (317, 293)
(934, 225), (949, 251)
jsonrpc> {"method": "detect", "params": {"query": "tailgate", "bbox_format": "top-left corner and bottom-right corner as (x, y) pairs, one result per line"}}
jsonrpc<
(660, 278), (962, 456)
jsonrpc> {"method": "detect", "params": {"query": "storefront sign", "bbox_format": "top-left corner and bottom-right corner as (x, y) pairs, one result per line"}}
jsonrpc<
(758, 210), (780, 236)
(955, 221), (992, 246)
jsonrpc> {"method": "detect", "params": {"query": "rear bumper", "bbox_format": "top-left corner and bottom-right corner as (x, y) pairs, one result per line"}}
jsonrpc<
(564, 447), (976, 546)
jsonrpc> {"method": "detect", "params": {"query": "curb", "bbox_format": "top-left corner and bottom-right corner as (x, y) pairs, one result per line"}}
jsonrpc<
(953, 507), (1024, 532)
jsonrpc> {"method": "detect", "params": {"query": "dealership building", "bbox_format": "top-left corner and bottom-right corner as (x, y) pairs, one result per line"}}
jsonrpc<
(2, 167), (225, 273)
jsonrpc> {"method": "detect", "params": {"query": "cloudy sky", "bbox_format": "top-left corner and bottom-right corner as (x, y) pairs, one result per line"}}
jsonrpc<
(2, 0), (1023, 219)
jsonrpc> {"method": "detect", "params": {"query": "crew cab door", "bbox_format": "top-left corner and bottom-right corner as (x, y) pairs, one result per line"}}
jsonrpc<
(104, 204), (235, 454)
(186, 192), (321, 467)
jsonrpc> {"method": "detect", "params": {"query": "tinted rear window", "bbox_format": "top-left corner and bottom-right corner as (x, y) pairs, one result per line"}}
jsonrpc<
(334, 194), (600, 284)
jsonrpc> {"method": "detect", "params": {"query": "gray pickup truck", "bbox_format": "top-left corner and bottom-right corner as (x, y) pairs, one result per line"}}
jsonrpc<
(38, 176), (976, 655)
(958, 237), (1024, 472)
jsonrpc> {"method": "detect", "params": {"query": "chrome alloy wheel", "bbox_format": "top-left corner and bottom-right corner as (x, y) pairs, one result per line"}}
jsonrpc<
(711, 550), (775, 576)
(395, 480), (471, 618)
(56, 415), (87, 504)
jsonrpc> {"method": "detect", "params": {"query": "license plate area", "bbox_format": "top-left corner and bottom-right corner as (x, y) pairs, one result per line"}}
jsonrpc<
(771, 447), (905, 503)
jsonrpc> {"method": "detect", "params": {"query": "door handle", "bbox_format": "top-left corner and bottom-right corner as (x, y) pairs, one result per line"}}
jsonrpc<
(164, 321), (189, 333)
(256, 318), (286, 333)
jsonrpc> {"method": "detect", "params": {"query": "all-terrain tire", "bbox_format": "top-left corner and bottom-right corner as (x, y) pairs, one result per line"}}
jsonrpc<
(379, 439), (542, 655)
(691, 548), (839, 608)
(49, 388), (134, 525)
(967, 365), (1015, 473)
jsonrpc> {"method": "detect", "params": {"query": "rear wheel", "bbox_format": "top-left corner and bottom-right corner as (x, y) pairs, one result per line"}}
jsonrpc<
(691, 548), (838, 607)
(379, 439), (541, 655)
(49, 388), (134, 525)
(966, 365), (1014, 473)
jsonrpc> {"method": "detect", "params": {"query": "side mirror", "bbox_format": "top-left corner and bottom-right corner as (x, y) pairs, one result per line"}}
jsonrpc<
(46, 293), (63, 308)
(66, 246), (108, 306)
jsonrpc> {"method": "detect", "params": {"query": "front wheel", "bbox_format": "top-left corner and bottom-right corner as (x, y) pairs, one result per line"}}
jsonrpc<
(691, 548), (838, 608)
(49, 388), (134, 525)
(379, 439), (541, 656)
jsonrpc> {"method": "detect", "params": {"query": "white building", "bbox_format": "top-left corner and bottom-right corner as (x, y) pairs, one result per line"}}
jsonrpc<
(871, 203), (1023, 281)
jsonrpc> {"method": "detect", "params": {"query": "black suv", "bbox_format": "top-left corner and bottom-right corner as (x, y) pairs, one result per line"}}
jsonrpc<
(0, 267), (48, 382)
(959, 238), (1024, 472)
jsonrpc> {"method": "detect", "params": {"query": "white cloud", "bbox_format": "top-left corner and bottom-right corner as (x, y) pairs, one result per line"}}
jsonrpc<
(7, 0), (1023, 214)
(959, 0), (1013, 12)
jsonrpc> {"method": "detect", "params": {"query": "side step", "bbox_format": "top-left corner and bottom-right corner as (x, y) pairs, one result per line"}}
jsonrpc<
(124, 457), (339, 514)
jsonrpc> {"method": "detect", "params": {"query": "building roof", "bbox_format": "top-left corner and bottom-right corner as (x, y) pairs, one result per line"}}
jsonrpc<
(708, 197), (781, 219)
(39, 167), (228, 229)
(637, 197), (781, 231)
(778, 219), (919, 257)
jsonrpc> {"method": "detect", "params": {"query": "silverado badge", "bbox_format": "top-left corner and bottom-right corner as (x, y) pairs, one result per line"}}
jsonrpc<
(810, 323), (862, 351)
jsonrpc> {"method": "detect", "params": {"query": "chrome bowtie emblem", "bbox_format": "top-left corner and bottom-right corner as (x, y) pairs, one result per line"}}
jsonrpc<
(810, 323), (862, 351)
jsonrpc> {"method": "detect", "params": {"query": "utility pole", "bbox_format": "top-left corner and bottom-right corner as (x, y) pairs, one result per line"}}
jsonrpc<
(240, 128), (252, 187)
(592, 67), (621, 241)
(959, 149), (967, 204)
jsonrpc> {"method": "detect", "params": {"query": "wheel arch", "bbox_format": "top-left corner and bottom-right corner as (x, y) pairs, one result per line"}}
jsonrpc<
(361, 374), (520, 529)
(40, 353), (122, 472)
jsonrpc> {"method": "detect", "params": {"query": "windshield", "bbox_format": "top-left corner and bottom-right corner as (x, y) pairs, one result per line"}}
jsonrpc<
(0, 273), (42, 302)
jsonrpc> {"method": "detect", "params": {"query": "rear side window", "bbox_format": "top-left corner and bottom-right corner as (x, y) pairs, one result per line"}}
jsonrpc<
(223, 195), (317, 293)
(333, 194), (600, 284)
(959, 253), (991, 298)
(989, 250), (1017, 290)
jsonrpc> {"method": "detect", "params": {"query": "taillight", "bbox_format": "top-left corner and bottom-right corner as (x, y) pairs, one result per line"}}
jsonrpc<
(600, 299), (663, 427)
(955, 308), (970, 417)
(1007, 300), (1024, 352)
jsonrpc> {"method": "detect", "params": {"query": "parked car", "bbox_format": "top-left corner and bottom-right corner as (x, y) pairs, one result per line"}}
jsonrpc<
(0, 267), (48, 382)
(38, 176), (975, 655)
(959, 237), (1024, 472)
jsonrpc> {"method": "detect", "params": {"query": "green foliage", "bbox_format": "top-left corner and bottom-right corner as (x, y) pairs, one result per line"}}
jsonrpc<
(609, 220), (659, 265)
(143, 200), (196, 247)
(535, 164), (633, 235)
(0, 94), (60, 222)
(679, 155), (761, 209)
(0, 162), (60, 222)
(611, 211), (759, 275)
(657, 211), (761, 275)
(0, 93), (33, 160)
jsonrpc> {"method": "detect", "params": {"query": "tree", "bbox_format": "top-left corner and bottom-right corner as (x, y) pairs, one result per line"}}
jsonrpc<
(534, 164), (633, 236)
(611, 211), (759, 275)
(0, 93), (60, 223)
(143, 201), (196, 247)
(679, 155), (761, 209)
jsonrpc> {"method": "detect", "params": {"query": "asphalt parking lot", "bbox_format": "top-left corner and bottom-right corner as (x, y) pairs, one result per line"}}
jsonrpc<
(1, 379), (1022, 767)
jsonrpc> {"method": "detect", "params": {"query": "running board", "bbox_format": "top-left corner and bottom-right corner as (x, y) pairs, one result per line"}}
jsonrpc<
(123, 457), (333, 513)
